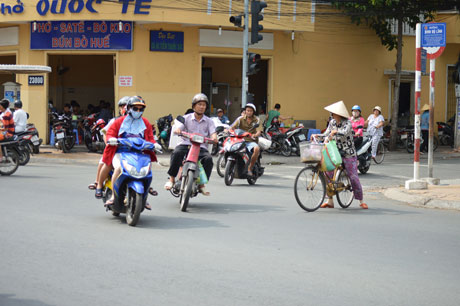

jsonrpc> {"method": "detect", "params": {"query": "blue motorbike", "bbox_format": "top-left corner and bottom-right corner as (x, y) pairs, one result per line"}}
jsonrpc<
(102, 137), (155, 226)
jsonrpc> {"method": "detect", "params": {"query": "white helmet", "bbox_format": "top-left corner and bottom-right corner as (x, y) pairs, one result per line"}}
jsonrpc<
(245, 103), (256, 112)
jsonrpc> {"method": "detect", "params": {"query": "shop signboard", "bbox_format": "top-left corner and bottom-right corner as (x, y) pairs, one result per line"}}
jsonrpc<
(30, 21), (133, 50)
(150, 31), (184, 52)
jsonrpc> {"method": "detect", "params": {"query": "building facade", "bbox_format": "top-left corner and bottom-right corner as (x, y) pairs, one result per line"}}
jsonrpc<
(0, 0), (459, 140)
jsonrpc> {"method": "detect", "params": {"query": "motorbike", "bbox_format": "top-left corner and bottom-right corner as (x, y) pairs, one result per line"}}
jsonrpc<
(355, 134), (372, 174)
(223, 128), (265, 186)
(83, 114), (106, 153)
(265, 117), (305, 156)
(51, 112), (76, 153)
(406, 128), (438, 153)
(101, 137), (156, 226)
(169, 116), (215, 212)
(211, 117), (230, 156)
(0, 136), (20, 176)
(157, 114), (173, 151)
(437, 120), (454, 147)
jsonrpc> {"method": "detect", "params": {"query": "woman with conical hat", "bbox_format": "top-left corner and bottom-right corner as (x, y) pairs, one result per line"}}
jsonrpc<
(311, 100), (368, 209)
(365, 106), (385, 161)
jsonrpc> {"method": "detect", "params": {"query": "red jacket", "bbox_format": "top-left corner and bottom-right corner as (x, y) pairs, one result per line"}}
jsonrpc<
(102, 116), (157, 166)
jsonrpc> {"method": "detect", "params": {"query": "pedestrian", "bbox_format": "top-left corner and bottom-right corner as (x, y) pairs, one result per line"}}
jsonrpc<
(420, 104), (430, 153)
(264, 103), (292, 129)
(310, 100), (368, 209)
(13, 100), (28, 133)
(365, 106), (385, 162)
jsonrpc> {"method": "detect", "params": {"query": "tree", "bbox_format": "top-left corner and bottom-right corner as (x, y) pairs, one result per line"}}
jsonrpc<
(331, 0), (458, 150)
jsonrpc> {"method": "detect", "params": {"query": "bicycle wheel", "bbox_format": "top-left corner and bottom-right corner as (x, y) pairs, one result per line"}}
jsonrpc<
(294, 166), (326, 212)
(336, 169), (354, 208)
(374, 141), (385, 164)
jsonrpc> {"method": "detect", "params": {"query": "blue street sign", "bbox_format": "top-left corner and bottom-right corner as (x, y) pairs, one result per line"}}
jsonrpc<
(421, 23), (446, 48)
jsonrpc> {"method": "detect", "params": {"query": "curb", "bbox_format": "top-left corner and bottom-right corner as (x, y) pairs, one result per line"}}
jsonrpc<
(383, 187), (460, 210)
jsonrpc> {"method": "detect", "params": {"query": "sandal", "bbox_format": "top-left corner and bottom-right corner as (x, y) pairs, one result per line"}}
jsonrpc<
(360, 203), (368, 209)
(164, 181), (173, 190)
(88, 182), (97, 190)
(104, 198), (114, 207)
(145, 202), (152, 210)
(149, 187), (158, 196)
(198, 185), (210, 196)
(320, 203), (334, 208)
(95, 188), (103, 199)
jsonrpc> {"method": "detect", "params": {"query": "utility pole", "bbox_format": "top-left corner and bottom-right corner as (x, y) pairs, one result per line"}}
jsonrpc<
(241, 0), (249, 108)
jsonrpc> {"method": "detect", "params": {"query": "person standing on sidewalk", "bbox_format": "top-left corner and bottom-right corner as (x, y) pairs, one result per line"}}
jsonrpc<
(420, 104), (430, 153)
(365, 106), (385, 162)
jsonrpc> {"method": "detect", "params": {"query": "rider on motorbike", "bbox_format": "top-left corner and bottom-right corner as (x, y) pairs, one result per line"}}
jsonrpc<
(230, 103), (262, 176)
(350, 105), (365, 148)
(0, 99), (15, 163)
(164, 93), (217, 195)
(88, 96), (129, 191)
(96, 96), (158, 208)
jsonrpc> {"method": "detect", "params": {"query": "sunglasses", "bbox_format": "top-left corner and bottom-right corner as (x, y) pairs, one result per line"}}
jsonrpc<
(132, 107), (145, 112)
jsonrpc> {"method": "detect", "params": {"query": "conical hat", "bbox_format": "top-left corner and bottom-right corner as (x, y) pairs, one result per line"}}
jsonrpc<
(421, 104), (430, 112)
(324, 101), (350, 118)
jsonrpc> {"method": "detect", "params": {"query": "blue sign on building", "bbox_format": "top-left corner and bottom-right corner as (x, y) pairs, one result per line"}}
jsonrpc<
(30, 21), (133, 50)
(421, 23), (446, 48)
(150, 31), (184, 52)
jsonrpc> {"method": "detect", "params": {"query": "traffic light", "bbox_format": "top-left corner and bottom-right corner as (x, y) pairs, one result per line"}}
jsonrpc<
(251, 0), (267, 44)
(247, 93), (255, 104)
(229, 15), (243, 28)
(248, 52), (261, 75)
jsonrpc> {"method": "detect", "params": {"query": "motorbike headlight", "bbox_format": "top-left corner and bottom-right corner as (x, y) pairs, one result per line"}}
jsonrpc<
(230, 142), (243, 152)
(122, 160), (151, 179)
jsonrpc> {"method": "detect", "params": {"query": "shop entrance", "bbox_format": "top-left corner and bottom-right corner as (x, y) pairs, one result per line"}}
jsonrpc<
(48, 54), (115, 116)
(0, 55), (16, 99)
(201, 57), (268, 123)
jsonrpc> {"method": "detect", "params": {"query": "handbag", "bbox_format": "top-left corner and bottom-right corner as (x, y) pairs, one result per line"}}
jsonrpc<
(320, 140), (342, 171)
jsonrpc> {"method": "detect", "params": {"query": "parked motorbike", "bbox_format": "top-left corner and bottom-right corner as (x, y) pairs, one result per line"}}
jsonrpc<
(83, 114), (106, 153)
(265, 117), (305, 156)
(0, 136), (20, 176)
(437, 120), (454, 147)
(51, 112), (75, 153)
(169, 116), (216, 212)
(101, 137), (156, 226)
(406, 128), (438, 153)
(157, 114), (173, 151)
(223, 128), (265, 186)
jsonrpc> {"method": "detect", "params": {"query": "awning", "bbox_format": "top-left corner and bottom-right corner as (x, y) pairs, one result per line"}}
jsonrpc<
(0, 65), (52, 74)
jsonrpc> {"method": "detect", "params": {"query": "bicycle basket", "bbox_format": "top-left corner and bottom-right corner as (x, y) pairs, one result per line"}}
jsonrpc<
(300, 142), (323, 163)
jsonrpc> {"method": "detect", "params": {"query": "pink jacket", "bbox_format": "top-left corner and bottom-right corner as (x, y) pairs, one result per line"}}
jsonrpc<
(350, 117), (365, 137)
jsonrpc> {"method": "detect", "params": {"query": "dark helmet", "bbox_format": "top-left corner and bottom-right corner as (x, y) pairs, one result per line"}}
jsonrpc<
(14, 100), (23, 108)
(127, 96), (146, 109)
(191, 93), (209, 108)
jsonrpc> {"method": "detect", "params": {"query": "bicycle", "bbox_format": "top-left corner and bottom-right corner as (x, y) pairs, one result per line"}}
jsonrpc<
(294, 163), (354, 212)
(374, 140), (385, 164)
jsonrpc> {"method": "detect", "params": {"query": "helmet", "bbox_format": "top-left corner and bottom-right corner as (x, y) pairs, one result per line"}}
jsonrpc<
(191, 93), (209, 108)
(96, 119), (106, 128)
(127, 96), (146, 109)
(351, 105), (361, 112)
(14, 100), (23, 108)
(245, 103), (256, 112)
(118, 96), (130, 107)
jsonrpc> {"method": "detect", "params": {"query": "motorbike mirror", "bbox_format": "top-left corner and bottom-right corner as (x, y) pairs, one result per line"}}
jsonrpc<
(176, 115), (185, 124)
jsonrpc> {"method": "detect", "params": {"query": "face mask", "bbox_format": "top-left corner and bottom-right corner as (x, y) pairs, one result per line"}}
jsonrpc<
(352, 111), (359, 117)
(130, 110), (143, 119)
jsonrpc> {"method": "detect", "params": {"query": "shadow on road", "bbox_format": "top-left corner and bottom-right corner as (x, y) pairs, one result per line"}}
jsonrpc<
(186, 202), (286, 215)
(108, 215), (229, 230)
(0, 294), (55, 306)
(315, 206), (420, 216)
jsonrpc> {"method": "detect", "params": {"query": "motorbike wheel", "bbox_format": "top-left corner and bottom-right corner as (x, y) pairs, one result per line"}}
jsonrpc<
(280, 143), (292, 157)
(336, 169), (354, 208)
(64, 135), (76, 152)
(59, 140), (68, 153)
(0, 149), (19, 176)
(216, 154), (226, 178)
(84, 131), (94, 152)
(224, 160), (235, 186)
(18, 147), (30, 166)
(126, 188), (143, 226)
(295, 143), (301, 156)
(406, 138), (414, 153)
(180, 170), (194, 212)
(33, 145), (40, 154)
(247, 166), (258, 185)
(373, 142), (385, 164)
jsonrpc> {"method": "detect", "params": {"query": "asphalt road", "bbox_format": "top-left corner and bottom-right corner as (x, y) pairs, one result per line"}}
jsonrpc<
(1, 157), (460, 306)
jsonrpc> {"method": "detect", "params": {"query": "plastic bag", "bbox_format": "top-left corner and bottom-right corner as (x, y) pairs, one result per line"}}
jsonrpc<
(300, 142), (323, 163)
(320, 140), (342, 171)
(196, 161), (208, 185)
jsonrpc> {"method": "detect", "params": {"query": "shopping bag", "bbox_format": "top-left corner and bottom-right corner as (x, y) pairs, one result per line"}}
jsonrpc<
(300, 142), (323, 163)
(196, 161), (208, 185)
(320, 140), (342, 171)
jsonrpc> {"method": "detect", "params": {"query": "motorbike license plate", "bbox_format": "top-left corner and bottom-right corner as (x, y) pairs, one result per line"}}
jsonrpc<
(31, 135), (39, 142)
(400, 134), (407, 140)
(56, 132), (65, 140)
(298, 134), (306, 141)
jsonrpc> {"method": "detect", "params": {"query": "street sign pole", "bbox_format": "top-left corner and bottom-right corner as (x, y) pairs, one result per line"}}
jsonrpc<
(456, 84), (460, 149)
(241, 0), (249, 108)
(428, 58), (435, 178)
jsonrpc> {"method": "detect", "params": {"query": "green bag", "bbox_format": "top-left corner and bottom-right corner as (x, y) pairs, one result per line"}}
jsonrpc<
(196, 161), (208, 185)
(320, 140), (342, 171)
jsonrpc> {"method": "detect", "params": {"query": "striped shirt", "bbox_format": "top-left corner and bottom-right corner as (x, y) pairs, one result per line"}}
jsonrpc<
(1, 109), (15, 137)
